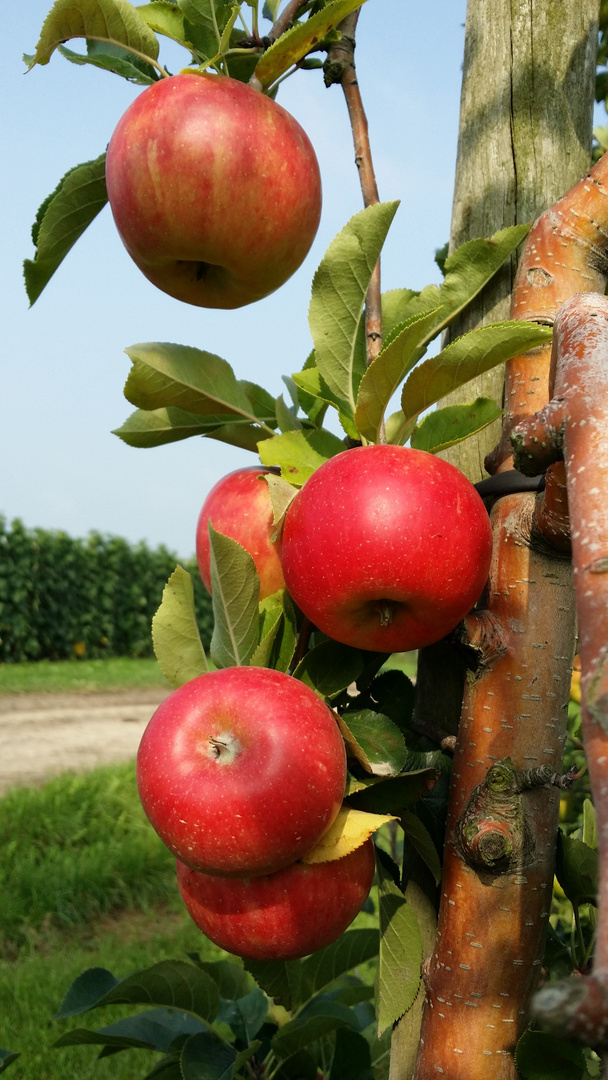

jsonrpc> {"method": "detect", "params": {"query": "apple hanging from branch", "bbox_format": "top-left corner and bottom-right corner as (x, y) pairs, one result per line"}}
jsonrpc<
(280, 445), (493, 653)
(105, 72), (322, 309)
(196, 466), (285, 600)
(176, 838), (376, 961)
(136, 667), (347, 877)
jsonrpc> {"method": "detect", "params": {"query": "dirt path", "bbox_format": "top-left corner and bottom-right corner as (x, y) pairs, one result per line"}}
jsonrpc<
(0, 689), (171, 794)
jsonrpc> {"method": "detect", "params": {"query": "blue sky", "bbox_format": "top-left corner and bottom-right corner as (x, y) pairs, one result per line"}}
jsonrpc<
(4, 2), (467, 558)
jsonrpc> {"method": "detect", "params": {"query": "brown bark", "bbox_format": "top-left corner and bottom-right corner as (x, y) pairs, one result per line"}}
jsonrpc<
(412, 161), (608, 1080)
(511, 293), (608, 1049)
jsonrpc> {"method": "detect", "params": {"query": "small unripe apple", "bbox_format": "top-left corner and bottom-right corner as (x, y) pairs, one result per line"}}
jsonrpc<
(105, 73), (322, 308)
(136, 667), (346, 877)
(280, 444), (492, 652)
(196, 467), (284, 600)
(176, 839), (376, 960)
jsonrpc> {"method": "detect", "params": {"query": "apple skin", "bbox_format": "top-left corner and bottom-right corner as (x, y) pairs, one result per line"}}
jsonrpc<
(136, 667), (346, 877)
(280, 444), (492, 653)
(196, 467), (285, 601)
(105, 73), (322, 308)
(176, 838), (375, 960)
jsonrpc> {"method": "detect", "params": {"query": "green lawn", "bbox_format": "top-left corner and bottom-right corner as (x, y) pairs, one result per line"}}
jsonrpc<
(0, 657), (170, 695)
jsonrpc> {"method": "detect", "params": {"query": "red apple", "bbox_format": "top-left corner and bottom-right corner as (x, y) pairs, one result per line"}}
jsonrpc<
(105, 73), (322, 308)
(176, 838), (375, 960)
(280, 444), (492, 652)
(196, 467), (284, 601)
(136, 667), (346, 877)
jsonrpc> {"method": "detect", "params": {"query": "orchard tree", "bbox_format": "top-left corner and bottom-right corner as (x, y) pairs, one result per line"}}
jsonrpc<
(8, 1), (608, 1078)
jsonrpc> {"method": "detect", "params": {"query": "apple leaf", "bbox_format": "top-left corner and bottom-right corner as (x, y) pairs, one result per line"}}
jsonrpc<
(301, 808), (395, 864)
(271, 1014), (352, 1062)
(400, 321), (554, 424)
(248, 594), (283, 668)
(354, 308), (442, 443)
(292, 352), (328, 427)
(400, 810), (442, 885)
(257, 429), (344, 486)
(242, 959), (302, 1011)
(309, 202), (400, 420)
(275, 393), (303, 433)
(113, 406), (266, 451)
(514, 1031), (588, 1080)
(53, 1009), (207, 1053)
(58, 40), (159, 81)
(384, 409), (418, 446)
(253, 0), (368, 89)
(555, 831), (598, 908)
(23, 154), (108, 306)
(375, 852), (423, 1036)
(291, 367), (359, 439)
(209, 525), (260, 668)
(582, 798), (598, 850)
(293, 641), (364, 698)
(152, 565), (209, 688)
(329, 1030), (373, 1080)
(28, 0), (160, 69)
(180, 1030), (238, 1080)
(57, 960), (220, 1022)
(137, 0), (193, 47)
(337, 710), (406, 777)
(262, 474), (298, 538)
(386, 223), (533, 352)
(409, 397), (503, 454)
(268, 590), (298, 673)
(0, 1051), (19, 1074)
(298, 929), (379, 1006)
(177, 0), (234, 57)
(345, 770), (438, 814)
(123, 344), (276, 434)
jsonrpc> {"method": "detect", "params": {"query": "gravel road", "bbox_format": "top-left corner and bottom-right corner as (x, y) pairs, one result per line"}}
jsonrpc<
(0, 689), (171, 794)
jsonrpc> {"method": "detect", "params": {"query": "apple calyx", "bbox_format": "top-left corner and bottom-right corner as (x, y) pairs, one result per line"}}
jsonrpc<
(378, 600), (396, 627)
(207, 732), (241, 765)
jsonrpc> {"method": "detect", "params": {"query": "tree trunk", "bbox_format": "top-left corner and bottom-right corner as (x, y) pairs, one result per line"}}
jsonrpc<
(440, 0), (597, 483)
(389, 2), (599, 1079)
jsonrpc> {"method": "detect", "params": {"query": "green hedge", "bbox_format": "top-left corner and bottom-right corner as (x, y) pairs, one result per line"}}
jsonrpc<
(0, 518), (213, 662)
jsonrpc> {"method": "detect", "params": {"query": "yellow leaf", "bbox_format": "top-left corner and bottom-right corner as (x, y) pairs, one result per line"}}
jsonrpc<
(301, 806), (395, 865)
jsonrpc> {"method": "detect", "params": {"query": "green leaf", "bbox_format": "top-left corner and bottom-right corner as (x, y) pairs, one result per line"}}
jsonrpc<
(298, 929), (379, 1005)
(555, 831), (598, 907)
(217, 988), (268, 1044)
(209, 525), (260, 667)
(375, 853), (423, 1036)
(400, 811), (441, 885)
(189, 958), (252, 1001)
(384, 409), (417, 447)
(123, 344), (276, 433)
(582, 798), (598, 850)
(393, 223), (533, 350)
(57, 961), (220, 1022)
(276, 394), (303, 433)
(269, 590), (298, 673)
(28, 0), (160, 68)
(152, 565), (209, 688)
(310, 202), (400, 416)
(248, 597), (283, 668)
(257, 429), (344, 486)
(243, 959), (302, 1011)
(180, 1030), (237, 1080)
(53, 1008), (207, 1052)
(58, 39), (159, 81)
(137, 1), (194, 46)
(0, 1051), (19, 1074)
(24, 154), (108, 305)
(271, 1014), (351, 1061)
(176, 0), (233, 56)
(330, 1029), (373, 1080)
(400, 321), (553, 423)
(515, 1031), (587, 1080)
(410, 397), (503, 454)
(293, 640), (364, 698)
(354, 309), (442, 443)
(263, 475), (299, 538)
(113, 406), (264, 450)
(345, 770), (438, 815)
(338, 710), (406, 776)
(253, 0), (367, 88)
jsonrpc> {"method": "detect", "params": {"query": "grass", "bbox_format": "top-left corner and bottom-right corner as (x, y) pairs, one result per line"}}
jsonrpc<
(0, 657), (171, 695)
(0, 760), (176, 949)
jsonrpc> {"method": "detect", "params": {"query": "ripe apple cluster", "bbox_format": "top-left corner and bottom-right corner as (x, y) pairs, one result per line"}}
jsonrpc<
(137, 666), (375, 960)
(197, 445), (493, 654)
(105, 73), (322, 309)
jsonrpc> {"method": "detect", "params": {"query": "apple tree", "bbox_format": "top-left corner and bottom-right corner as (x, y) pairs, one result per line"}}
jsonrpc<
(12, 1), (608, 1078)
